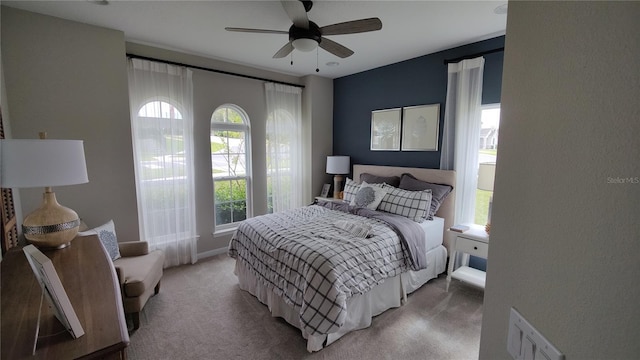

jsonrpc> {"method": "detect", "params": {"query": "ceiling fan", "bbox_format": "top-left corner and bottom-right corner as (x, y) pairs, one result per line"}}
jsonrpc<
(225, 0), (382, 59)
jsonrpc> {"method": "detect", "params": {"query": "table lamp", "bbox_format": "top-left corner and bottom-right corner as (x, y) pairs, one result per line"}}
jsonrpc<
(326, 155), (350, 199)
(477, 162), (496, 233)
(0, 134), (88, 249)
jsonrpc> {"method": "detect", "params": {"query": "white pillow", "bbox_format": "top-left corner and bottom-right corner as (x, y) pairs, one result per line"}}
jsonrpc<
(350, 181), (388, 210)
(78, 220), (121, 261)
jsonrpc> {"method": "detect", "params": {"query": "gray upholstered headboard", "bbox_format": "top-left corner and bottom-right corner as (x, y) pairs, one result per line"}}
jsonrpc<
(353, 164), (456, 250)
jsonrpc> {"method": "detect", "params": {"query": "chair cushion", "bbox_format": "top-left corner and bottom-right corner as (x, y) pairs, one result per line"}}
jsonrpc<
(118, 241), (149, 257)
(114, 250), (164, 298)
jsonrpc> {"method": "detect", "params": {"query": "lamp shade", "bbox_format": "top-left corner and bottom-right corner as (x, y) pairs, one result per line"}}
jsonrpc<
(1, 139), (88, 188)
(477, 162), (496, 191)
(326, 156), (350, 175)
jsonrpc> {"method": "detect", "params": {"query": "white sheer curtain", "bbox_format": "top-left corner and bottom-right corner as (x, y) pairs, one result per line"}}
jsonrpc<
(127, 58), (197, 267)
(440, 57), (485, 224)
(265, 82), (303, 212)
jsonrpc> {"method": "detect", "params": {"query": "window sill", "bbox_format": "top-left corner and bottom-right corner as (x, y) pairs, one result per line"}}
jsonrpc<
(213, 227), (237, 238)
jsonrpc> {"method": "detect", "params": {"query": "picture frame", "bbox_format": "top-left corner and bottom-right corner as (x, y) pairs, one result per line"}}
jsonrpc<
(23, 245), (85, 341)
(370, 108), (401, 151)
(320, 183), (331, 198)
(401, 104), (440, 151)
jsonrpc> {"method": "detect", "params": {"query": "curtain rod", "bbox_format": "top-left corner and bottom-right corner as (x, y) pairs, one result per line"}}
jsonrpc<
(443, 47), (505, 65)
(126, 53), (305, 89)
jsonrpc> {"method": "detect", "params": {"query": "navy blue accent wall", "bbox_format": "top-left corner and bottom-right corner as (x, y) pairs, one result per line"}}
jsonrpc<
(333, 36), (505, 170)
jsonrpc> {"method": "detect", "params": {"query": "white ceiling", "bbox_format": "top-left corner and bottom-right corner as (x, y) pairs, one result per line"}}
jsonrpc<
(1, 0), (507, 79)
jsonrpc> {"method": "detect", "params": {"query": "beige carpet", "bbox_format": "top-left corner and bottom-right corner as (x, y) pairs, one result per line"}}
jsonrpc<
(126, 253), (484, 360)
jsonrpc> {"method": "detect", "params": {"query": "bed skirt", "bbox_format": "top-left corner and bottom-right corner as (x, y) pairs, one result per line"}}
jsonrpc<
(234, 244), (447, 352)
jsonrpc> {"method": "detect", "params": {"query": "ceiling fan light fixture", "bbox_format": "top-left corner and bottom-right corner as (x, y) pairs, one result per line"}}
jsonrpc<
(292, 38), (318, 52)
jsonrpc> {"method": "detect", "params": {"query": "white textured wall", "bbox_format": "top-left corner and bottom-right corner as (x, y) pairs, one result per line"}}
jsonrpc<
(302, 75), (334, 200)
(480, 2), (640, 359)
(1, 6), (139, 241)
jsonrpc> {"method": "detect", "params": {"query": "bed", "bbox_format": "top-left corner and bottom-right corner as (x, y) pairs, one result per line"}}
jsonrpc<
(228, 165), (456, 352)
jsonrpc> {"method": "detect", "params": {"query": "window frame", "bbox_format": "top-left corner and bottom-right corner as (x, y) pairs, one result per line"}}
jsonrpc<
(210, 104), (252, 233)
(474, 103), (500, 226)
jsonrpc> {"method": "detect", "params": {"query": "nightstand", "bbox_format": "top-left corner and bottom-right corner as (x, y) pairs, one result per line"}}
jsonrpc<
(446, 224), (489, 291)
(314, 196), (347, 204)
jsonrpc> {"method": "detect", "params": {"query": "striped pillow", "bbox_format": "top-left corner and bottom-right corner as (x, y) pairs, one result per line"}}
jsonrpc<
(378, 184), (432, 222)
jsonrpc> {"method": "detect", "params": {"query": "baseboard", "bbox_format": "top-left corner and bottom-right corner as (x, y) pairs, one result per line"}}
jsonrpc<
(197, 247), (228, 261)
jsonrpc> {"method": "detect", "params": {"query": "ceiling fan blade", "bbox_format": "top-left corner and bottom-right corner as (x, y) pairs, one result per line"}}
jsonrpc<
(225, 27), (288, 35)
(280, 0), (309, 29)
(273, 42), (294, 58)
(319, 37), (354, 58)
(320, 17), (382, 35)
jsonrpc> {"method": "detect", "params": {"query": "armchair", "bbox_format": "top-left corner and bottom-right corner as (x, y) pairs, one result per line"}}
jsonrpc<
(113, 241), (164, 330)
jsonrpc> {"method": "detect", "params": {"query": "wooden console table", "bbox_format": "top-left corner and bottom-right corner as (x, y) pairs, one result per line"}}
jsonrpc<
(1, 235), (129, 359)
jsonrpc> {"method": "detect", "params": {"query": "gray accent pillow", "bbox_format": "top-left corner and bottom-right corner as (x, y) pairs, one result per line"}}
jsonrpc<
(359, 173), (401, 188)
(350, 181), (387, 210)
(78, 220), (121, 261)
(399, 173), (453, 219)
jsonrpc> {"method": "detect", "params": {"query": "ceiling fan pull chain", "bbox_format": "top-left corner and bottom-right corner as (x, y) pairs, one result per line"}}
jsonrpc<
(316, 47), (319, 73)
(291, 51), (294, 66)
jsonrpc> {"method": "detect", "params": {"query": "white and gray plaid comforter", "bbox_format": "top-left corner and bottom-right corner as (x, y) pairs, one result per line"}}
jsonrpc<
(228, 202), (426, 336)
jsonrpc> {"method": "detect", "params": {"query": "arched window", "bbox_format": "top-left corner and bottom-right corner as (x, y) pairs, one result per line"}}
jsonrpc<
(264, 83), (303, 213)
(266, 108), (297, 213)
(139, 100), (183, 119)
(136, 100), (184, 162)
(128, 58), (197, 266)
(211, 104), (252, 228)
(133, 98), (192, 239)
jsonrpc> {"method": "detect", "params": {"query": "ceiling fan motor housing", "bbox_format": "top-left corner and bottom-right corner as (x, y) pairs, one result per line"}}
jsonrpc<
(289, 21), (321, 45)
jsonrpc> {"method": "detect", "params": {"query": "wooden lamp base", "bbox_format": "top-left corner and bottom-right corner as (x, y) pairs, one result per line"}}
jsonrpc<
(333, 174), (344, 199)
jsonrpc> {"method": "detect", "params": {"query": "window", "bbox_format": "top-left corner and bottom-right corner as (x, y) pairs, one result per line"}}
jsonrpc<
(475, 104), (500, 225)
(264, 83), (303, 214)
(266, 109), (295, 214)
(211, 105), (251, 229)
(127, 58), (197, 266)
(136, 100), (184, 180)
(134, 100), (192, 239)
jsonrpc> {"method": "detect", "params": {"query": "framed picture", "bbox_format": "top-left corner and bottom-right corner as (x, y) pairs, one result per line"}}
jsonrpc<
(401, 104), (440, 151)
(320, 183), (331, 198)
(370, 108), (401, 151)
(23, 245), (85, 340)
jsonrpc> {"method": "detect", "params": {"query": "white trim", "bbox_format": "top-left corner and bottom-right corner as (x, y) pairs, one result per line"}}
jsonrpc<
(481, 102), (501, 110)
(213, 225), (238, 237)
(197, 247), (228, 260)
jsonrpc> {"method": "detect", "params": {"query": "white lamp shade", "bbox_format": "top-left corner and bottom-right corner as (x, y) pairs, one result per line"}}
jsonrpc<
(292, 38), (318, 52)
(477, 162), (496, 191)
(326, 156), (350, 175)
(1, 139), (89, 188)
